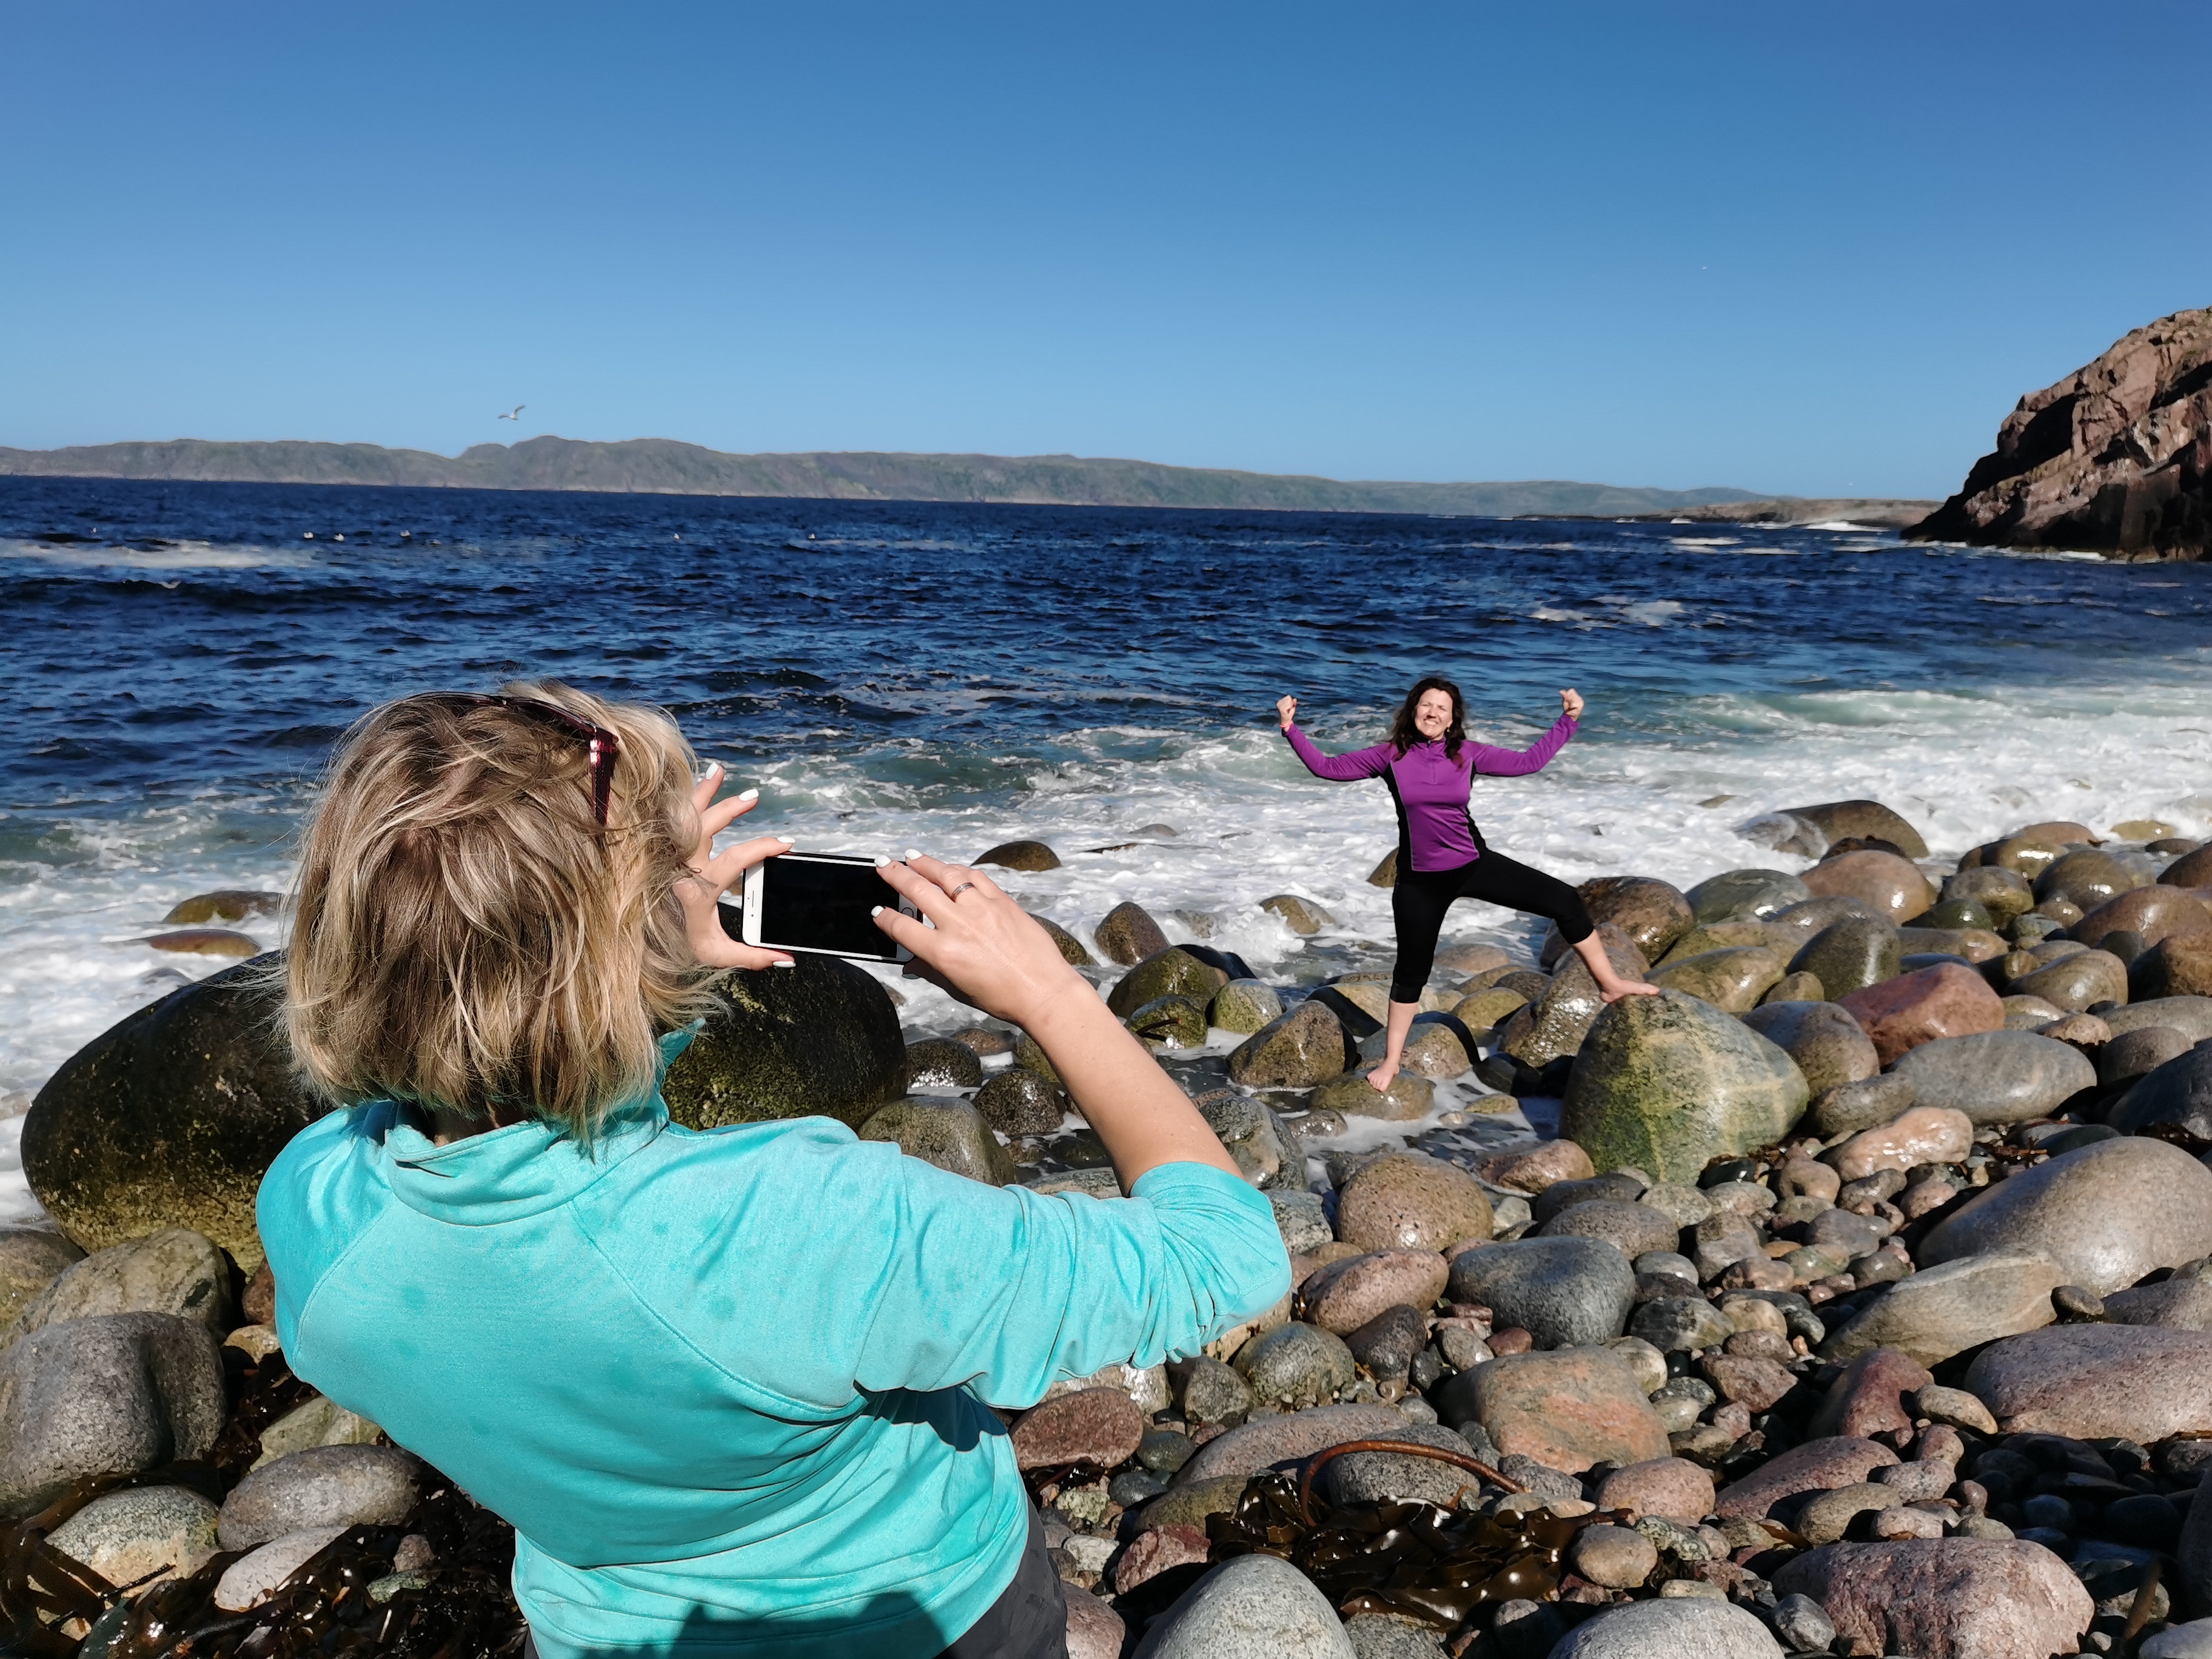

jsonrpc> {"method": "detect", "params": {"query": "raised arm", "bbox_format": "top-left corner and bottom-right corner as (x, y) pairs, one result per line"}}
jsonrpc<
(1275, 697), (1392, 782)
(1467, 688), (1583, 776)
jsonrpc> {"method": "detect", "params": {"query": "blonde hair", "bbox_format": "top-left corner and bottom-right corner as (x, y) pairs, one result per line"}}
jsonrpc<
(284, 681), (717, 1136)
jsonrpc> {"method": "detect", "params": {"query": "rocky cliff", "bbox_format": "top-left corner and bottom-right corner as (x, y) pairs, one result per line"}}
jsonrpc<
(1910, 306), (2212, 559)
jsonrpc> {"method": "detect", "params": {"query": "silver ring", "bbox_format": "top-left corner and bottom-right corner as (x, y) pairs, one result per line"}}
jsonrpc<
(948, 882), (977, 897)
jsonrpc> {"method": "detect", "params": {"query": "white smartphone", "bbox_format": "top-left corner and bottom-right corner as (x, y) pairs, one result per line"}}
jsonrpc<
(737, 851), (918, 963)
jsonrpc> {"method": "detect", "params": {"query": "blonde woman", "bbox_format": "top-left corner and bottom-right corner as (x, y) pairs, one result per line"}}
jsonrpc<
(258, 684), (1287, 1659)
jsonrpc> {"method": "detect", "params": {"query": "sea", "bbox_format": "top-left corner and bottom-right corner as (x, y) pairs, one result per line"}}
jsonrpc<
(7, 476), (2212, 1219)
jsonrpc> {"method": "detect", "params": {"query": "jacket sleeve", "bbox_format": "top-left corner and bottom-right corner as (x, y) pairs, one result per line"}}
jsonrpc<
(1466, 712), (1578, 777)
(1282, 724), (1393, 781)
(844, 1156), (1291, 1409)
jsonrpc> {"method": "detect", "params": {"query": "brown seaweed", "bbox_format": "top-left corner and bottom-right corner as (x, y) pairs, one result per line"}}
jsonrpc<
(1206, 1438), (1606, 1636)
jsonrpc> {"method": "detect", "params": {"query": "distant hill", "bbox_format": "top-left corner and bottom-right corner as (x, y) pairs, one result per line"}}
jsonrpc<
(0, 435), (1768, 518)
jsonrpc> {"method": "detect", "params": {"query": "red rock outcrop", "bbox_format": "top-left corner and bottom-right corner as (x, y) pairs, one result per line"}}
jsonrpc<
(1911, 306), (2212, 559)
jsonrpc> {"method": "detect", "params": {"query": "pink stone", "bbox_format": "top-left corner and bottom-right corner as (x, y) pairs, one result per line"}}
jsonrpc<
(1301, 1249), (1450, 1335)
(1772, 1540), (2093, 1659)
(1701, 1354), (1798, 1413)
(1011, 1387), (1144, 1471)
(1064, 1585), (1125, 1659)
(1714, 1436), (1901, 1520)
(1594, 1457), (1717, 1526)
(1840, 963), (2004, 1067)
(1476, 1139), (1596, 1193)
(1110, 1523), (1210, 1594)
(1835, 1107), (1974, 1182)
(1801, 850), (1934, 923)
(1810, 1348), (1934, 1441)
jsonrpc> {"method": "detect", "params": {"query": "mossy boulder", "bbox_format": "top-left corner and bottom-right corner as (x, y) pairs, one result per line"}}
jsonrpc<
(1560, 990), (1810, 1184)
(1036, 918), (1096, 967)
(1502, 926), (1649, 1070)
(1260, 895), (1333, 936)
(1124, 995), (1208, 1049)
(22, 955), (318, 1272)
(1788, 916), (1902, 1000)
(1227, 1002), (1349, 1090)
(1209, 980), (1284, 1034)
(1108, 947), (1230, 1018)
(973, 1069), (1067, 1136)
(857, 1098), (1019, 1185)
(976, 840), (1061, 871)
(1577, 876), (1695, 962)
(1094, 902), (1170, 966)
(664, 955), (903, 1131)
(901, 1037), (984, 1092)
(1648, 947), (1785, 1013)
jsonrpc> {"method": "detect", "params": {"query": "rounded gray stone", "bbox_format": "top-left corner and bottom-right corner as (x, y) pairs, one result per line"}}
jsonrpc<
(1534, 1200), (1681, 1260)
(1889, 1030), (2096, 1125)
(1686, 870), (1812, 924)
(1270, 1190), (1334, 1255)
(1232, 1321), (1356, 1409)
(1131, 1550), (1357, 1659)
(1545, 1594), (1784, 1658)
(7, 1227), (234, 1344)
(1321, 1422), (1490, 1509)
(1445, 1235), (1637, 1349)
(1741, 1000), (1880, 1096)
(217, 1444), (423, 1551)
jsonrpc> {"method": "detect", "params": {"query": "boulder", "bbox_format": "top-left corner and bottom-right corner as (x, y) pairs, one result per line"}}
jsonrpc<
(1261, 894), (1334, 936)
(2037, 847), (2151, 911)
(972, 1069), (1067, 1136)
(1685, 868), (1812, 923)
(1741, 1000), (1879, 1096)
(1786, 916), (1902, 1001)
(1037, 918), (1097, 967)
(857, 1099), (1017, 1185)
(1897, 924), (2008, 964)
(1772, 1539), (2093, 1659)
(1837, 964), (2003, 1067)
(1920, 1134), (2212, 1295)
(1211, 980), (1284, 1035)
(1174, 1402), (1409, 1486)
(1445, 1236), (1637, 1349)
(1013, 1387), (1145, 1470)
(2133, 935), (2212, 1000)
(1800, 850), (1934, 923)
(1108, 948), (1232, 1019)
(2008, 948), (2130, 1013)
(1831, 1107), (1973, 1181)
(1942, 865), (2037, 924)
(1095, 902), (1171, 966)
(1558, 991), (1809, 1184)
(1475, 1141), (1596, 1194)
(2110, 1042), (2212, 1138)
(47, 1483), (220, 1589)
(1575, 877), (1695, 961)
(900, 1037), (984, 1092)
(1432, 1346), (1669, 1473)
(6, 1226), (234, 1348)
(217, 1444), (423, 1551)
(1657, 919), (1785, 968)
(1302, 1251), (1449, 1335)
(1308, 1071), (1434, 1122)
(1318, 1423), (1489, 1509)
(1963, 1324), (2212, 1441)
(2106, 1275), (2212, 1330)
(1778, 800), (1931, 860)
(1335, 1153), (1492, 1253)
(1808, 1073), (1917, 1137)
(2076, 884), (2212, 951)
(213, 1525), (351, 1612)
(21, 956), (318, 1270)
(1546, 1589), (1784, 1658)
(1501, 927), (1651, 1071)
(663, 954), (905, 1133)
(1233, 1322), (1357, 1409)
(1806, 1348), (1931, 1441)
(1593, 1456), (1715, 1526)
(1889, 1030), (2096, 1125)
(1196, 1094), (1300, 1190)
(1130, 1552), (1356, 1659)
(1712, 1435), (1900, 1520)
(975, 839), (1061, 871)
(0, 1313), (226, 1518)
(251, 1394), (382, 1469)
(1065, 1586), (1124, 1659)
(1125, 995), (1208, 1049)
(1270, 1191), (1334, 1256)
(1228, 1002), (1349, 1090)
(1649, 948), (1784, 1014)
(1534, 1201), (1680, 1261)
(1819, 1250), (2064, 1366)
(0, 1230), (85, 1329)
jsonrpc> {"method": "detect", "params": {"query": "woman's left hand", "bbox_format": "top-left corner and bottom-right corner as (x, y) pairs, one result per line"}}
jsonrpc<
(677, 764), (795, 970)
(1560, 688), (1585, 720)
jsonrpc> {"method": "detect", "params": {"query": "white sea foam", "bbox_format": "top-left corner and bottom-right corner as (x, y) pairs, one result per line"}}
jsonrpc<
(0, 538), (315, 572)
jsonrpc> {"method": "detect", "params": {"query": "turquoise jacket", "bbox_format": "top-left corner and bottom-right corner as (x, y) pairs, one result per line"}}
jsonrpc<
(255, 1031), (1289, 1659)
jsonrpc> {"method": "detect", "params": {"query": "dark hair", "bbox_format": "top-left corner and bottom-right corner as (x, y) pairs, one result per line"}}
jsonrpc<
(1390, 676), (1467, 762)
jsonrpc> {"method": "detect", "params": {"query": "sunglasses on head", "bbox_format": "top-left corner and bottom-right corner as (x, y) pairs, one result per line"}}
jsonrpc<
(426, 694), (622, 826)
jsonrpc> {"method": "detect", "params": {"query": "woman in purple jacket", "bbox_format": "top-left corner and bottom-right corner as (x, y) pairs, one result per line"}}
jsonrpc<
(1276, 675), (1656, 1092)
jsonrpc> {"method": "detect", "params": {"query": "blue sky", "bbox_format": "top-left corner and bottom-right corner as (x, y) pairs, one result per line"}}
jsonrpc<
(5, 2), (2207, 498)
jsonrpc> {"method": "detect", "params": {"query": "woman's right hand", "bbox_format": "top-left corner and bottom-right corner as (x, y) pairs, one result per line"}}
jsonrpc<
(1276, 694), (1297, 729)
(871, 855), (1089, 1030)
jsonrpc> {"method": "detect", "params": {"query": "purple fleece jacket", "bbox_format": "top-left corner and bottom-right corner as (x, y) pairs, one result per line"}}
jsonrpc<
(1282, 713), (1578, 872)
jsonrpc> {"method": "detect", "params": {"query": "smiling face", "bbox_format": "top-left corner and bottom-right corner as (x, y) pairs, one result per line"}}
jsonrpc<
(1413, 688), (1455, 740)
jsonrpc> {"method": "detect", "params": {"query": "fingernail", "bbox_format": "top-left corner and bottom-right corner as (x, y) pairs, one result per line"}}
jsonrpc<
(771, 959), (794, 968)
(904, 848), (921, 859)
(776, 836), (794, 844)
(873, 856), (889, 866)
(706, 761), (723, 775)
(737, 787), (759, 802)
(870, 905), (883, 917)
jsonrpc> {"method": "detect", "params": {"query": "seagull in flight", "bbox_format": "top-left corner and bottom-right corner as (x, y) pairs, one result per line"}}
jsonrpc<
(498, 405), (525, 421)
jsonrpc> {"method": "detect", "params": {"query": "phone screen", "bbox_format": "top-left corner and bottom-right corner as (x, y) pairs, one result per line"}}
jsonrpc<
(758, 856), (902, 960)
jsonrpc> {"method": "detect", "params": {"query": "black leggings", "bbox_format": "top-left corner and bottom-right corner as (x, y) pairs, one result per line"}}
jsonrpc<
(1390, 850), (1592, 1003)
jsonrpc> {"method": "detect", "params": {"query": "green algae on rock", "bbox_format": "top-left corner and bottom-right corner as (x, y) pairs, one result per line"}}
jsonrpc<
(663, 954), (903, 1131)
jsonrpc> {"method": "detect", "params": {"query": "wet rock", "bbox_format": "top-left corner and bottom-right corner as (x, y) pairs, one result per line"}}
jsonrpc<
(1559, 991), (1809, 1184)
(1808, 1347), (1931, 1439)
(21, 956), (319, 1270)
(1014, 1386), (1146, 1470)
(1125, 994), (1209, 1048)
(1175, 1355), (1255, 1427)
(0, 1229), (84, 1329)
(1801, 849), (1934, 923)
(217, 1444), (422, 1551)
(1270, 1190), (1333, 1255)
(1832, 1105), (1973, 1182)
(2110, 1042), (2212, 1138)
(1321, 1423), (1491, 1509)
(2076, 883), (2212, 952)
(2133, 935), (2212, 1000)
(1435, 1346), (1668, 1472)
(1196, 1094), (1299, 1190)
(1789, 800), (1932, 860)
(1944, 864), (2037, 923)
(0, 1312), (224, 1517)
(901, 1037), (985, 1091)
(1303, 1251), (1449, 1335)
(1686, 868), (1813, 923)
(1820, 1250), (2063, 1365)
(857, 1098), (1018, 1185)
(1741, 999), (1880, 1096)
(1658, 919), (1788, 968)
(49, 1484), (220, 1588)
(1885, 1029), (2096, 1127)
(1838, 963), (2004, 1066)
(1336, 1153), (1492, 1253)
(1399, 1021), (1474, 1080)
(973, 1068), (1067, 1136)
(2010, 947), (2130, 1013)
(2039, 847), (2149, 910)
(1594, 1456), (1715, 1525)
(1501, 926), (1651, 1072)
(662, 953), (905, 1134)
(213, 1524), (351, 1612)
(1713, 1435), (1900, 1519)
(1310, 1070), (1435, 1122)
(1921, 1134), (2212, 1295)
(1452, 985), (1530, 1031)
(1109, 947), (1232, 1019)
(1809, 1072), (1917, 1137)
(1547, 1595), (1784, 1658)
(1261, 894), (1334, 936)
(1175, 1402), (1409, 1486)
(1095, 902), (1171, 966)
(1772, 1538), (2093, 1659)
(1963, 1323), (2212, 1440)
(976, 839), (1062, 871)
(1649, 947), (1784, 1013)
(1228, 1001), (1349, 1090)
(1445, 1236), (1636, 1349)
(1130, 1551), (1356, 1659)
(1535, 1200), (1680, 1261)
(162, 890), (282, 925)
(1211, 979), (1285, 1034)
(1786, 915), (1903, 1001)
(1475, 1141), (1597, 1194)
(1575, 876), (1696, 961)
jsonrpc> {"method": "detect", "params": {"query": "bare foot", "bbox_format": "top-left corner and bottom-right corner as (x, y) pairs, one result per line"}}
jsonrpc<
(1366, 1064), (1400, 1093)
(1598, 979), (1660, 1004)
